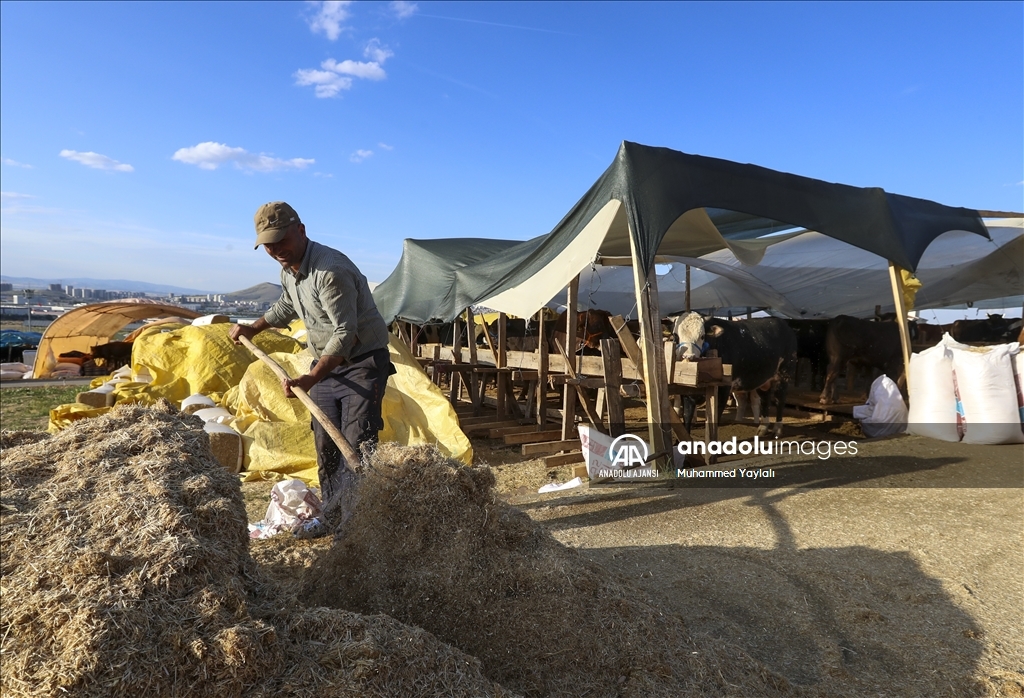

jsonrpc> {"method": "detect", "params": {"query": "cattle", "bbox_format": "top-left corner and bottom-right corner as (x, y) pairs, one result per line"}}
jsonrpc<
(90, 341), (134, 370)
(818, 315), (904, 404)
(950, 314), (1022, 345)
(672, 312), (797, 436)
(552, 309), (616, 354)
(785, 319), (830, 390)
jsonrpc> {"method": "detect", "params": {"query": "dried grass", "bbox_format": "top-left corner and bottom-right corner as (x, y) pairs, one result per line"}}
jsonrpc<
(0, 403), (512, 697)
(301, 443), (792, 697)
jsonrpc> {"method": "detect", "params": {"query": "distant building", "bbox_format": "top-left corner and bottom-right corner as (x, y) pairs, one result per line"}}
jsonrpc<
(64, 285), (74, 295)
(0, 283), (12, 292)
(49, 283), (62, 292)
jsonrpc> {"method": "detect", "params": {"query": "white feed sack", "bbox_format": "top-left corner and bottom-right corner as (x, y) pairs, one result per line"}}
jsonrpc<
(907, 343), (960, 442)
(947, 341), (1023, 445)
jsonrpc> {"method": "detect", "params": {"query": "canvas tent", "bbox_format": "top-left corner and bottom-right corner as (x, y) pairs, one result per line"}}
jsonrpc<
(537, 218), (1023, 319)
(373, 141), (989, 324)
(373, 141), (1003, 466)
(32, 300), (201, 378)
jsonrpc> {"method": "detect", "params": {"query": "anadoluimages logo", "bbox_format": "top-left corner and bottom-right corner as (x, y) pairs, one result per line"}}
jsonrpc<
(609, 433), (650, 470)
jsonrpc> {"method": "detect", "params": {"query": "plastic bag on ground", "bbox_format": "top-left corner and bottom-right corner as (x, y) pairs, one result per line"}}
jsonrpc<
(248, 479), (324, 539)
(853, 375), (908, 438)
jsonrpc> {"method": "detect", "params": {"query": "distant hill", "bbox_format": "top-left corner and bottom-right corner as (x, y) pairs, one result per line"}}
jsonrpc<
(0, 276), (210, 295)
(223, 282), (282, 304)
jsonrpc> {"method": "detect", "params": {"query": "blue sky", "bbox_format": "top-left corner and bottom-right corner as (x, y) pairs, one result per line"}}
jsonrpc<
(1, 1), (1021, 294)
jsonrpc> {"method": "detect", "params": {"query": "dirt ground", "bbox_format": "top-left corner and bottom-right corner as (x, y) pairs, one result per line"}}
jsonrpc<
(243, 401), (1024, 697)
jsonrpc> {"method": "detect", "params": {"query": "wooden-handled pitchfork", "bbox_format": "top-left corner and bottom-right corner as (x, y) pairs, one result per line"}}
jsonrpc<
(239, 335), (361, 474)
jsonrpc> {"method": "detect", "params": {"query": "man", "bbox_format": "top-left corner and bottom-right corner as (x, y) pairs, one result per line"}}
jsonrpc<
(230, 201), (392, 533)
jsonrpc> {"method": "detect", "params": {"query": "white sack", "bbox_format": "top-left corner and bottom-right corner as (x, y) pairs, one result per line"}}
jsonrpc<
(248, 479), (324, 539)
(906, 343), (960, 442)
(948, 342), (1023, 445)
(853, 375), (908, 438)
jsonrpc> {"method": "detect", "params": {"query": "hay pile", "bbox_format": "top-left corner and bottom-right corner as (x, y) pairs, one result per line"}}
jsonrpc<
(0, 403), (512, 697)
(301, 444), (792, 697)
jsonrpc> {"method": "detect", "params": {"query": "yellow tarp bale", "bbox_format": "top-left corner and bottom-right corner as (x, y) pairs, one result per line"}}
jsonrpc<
(382, 335), (472, 465)
(125, 323), (301, 406)
(48, 403), (111, 433)
(238, 335), (471, 486)
(234, 352), (319, 485)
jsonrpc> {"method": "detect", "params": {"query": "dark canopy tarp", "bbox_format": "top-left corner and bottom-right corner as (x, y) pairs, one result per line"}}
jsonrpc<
(372, 141), (989, 323)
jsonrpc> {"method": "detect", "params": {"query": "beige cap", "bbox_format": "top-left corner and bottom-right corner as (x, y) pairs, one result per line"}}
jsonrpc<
(253, 201), (300, 249)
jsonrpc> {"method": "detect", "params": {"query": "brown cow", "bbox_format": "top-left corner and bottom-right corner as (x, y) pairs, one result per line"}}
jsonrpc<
(819, 315), (903, 404)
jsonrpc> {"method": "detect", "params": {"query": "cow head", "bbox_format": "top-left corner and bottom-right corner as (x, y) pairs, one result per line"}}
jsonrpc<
(671, 312), (705, 361)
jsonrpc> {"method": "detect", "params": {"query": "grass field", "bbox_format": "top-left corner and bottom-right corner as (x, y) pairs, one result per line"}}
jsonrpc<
(0, 386), (81, 432)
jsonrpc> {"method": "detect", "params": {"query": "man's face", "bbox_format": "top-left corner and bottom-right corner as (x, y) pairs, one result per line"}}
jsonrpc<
(263, 223), (307, 269)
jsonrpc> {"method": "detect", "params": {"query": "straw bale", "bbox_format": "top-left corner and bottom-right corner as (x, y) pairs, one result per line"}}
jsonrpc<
(0, 401), (282, 697)
(1, 403), (515, 698)
(301, 444), (792, 697)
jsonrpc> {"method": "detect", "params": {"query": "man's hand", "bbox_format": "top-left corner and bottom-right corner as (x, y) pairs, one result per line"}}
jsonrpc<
(283, 373), (318, 398)
(229, 320), (266, 345)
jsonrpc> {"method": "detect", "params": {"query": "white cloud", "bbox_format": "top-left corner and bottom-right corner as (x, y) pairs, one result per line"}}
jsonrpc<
(172, 142), (314, 172)
(294, 68), (354, 98)
(390, 1), (418, 19)
(323, 58), (387, 80)
(295, 45), (391, 98)
(377, 142), (394, 151)
(307, 0), (352, 40)
(59, 149), (134, 172)
(1, 191), (36, 200)
(363, 38), (394, 64)
(350, 149), (373, 163)
(2, 158), (33, 169)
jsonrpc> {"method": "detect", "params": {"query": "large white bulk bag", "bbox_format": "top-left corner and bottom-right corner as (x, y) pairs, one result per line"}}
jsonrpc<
(907, 343), (960, 442)
(948, 341), (1023, 445)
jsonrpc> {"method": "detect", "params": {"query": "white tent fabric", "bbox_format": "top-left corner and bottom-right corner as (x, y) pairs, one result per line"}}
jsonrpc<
(541, 219), (1022, 319)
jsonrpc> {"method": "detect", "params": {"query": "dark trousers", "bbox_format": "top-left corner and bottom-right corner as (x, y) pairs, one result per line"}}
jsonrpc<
(308, 347), (391, 524)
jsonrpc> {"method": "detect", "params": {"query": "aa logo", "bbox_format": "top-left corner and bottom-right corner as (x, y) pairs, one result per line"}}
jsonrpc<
(609, 434), (649, 470)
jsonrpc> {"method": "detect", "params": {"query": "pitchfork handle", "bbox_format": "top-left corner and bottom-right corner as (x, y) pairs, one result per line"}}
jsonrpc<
(238, 335), (361, 473)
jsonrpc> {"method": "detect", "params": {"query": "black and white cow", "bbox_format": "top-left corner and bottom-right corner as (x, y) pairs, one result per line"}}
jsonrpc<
(672, 312), (798, 436)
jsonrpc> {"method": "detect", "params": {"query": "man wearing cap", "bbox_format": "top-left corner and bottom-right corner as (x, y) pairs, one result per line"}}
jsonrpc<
(230, 202), (392, 534)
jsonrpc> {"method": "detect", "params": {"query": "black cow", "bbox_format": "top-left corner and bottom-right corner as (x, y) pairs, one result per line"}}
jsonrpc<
(90, 341), (133, 370)
(818, 315), (904, 404)
(950, 314), (1022, 345)
(673, 313), (798, 436)
(785, 319), (830, 390)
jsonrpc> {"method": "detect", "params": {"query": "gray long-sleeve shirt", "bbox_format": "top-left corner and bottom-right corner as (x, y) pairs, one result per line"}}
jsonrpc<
(263, 240), (389, 360)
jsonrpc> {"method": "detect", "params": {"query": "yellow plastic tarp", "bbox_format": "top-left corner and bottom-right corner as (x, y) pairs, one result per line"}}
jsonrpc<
(239, 334), (472, 486)
(120, 323), (302, 405)
(48, 403), (111, 433)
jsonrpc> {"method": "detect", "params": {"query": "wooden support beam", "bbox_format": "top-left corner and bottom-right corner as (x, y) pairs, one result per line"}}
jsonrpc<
(465, 309), (480, 415)
(888, 262), (912, 394)
(553, 338), (605, 431)
(522, 439), (581, 456)
(625, 232), (673, 474)
(601, 338), (625, 436)
(536, 310), (548, 424)
(489, 423), (554, 438)
(542, 452), (585, 467)
(496, 313), (507, 418)
(462, 419), (525, 435)
(561, 275), (580, 441)
(449, 317), (463, 406)
(504, 429), (564, 445)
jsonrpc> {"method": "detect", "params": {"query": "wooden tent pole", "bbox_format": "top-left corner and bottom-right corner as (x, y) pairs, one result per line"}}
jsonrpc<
(629, 231), (673, 473)
(888, 262), (912, 393)
(561, 275), (580, 440)
(536, 309), (548, 424)
(685, 265), (691, 312)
